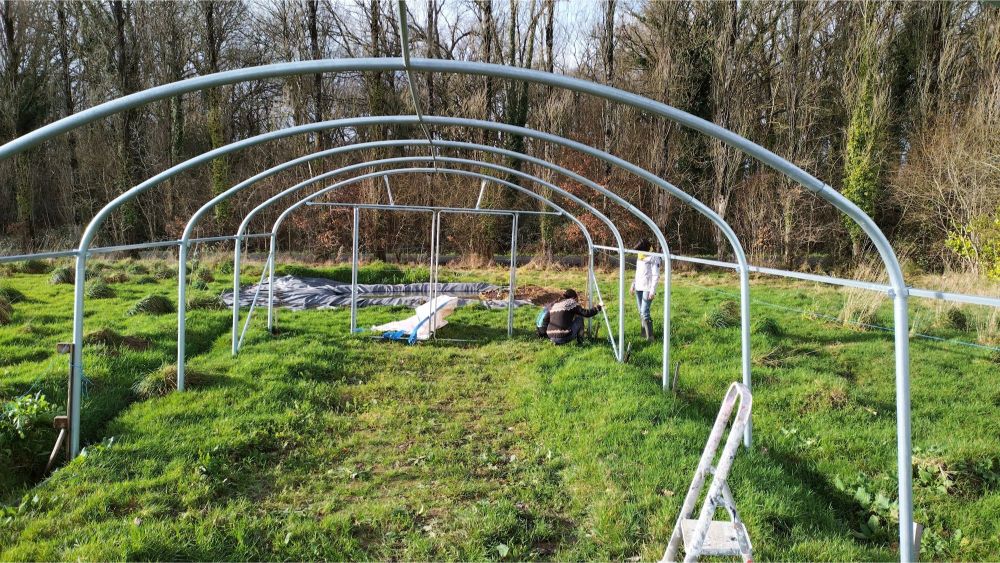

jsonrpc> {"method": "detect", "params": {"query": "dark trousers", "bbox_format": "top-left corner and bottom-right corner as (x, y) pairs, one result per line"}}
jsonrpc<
(550, 316), (584, 345)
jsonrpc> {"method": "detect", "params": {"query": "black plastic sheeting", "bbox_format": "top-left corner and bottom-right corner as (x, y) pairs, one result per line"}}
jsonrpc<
(220, 275), (530, 310)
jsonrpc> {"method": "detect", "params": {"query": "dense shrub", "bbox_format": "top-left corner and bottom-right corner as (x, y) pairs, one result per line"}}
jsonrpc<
(1, 392), (56, 473)
(705, 300), (740, 329)
(85, 280), (116, 299)
(128, 295), (174, 316)
(49, 267), (74, 285)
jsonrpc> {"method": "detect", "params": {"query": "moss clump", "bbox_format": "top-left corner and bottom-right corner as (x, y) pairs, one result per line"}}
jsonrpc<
(0, 285), (26, 304)
(83, 327), (150, 351)
(127, 294), (174, 316)
(49, 267), (75, 285)
(85, 280), (116, 299)
(133, 364), (214, 398)
(945, 307), (969, 331)
(0, 296), (12, 325)
(705, 300), (740, 329)
(752, 316), (783, 337)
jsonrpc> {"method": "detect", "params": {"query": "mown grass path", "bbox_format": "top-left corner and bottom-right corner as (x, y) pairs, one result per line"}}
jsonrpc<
(2, 262), (999, 560)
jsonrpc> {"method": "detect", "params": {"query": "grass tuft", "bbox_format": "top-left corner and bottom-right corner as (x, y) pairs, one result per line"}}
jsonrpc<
(101, 271), (130, 284)
(49, 266), (74, 285)
(133, 364), (214, 398)
(134, 275), (157, 285)
(125, 262), (149, 275)
(704, 299), (740, 329)
(127, 294), (174, 316)
(195, 268), (215, 283)
(85, 280), (116, 299)
(752, 315), (783, 337)
(945, 307), (969, 331)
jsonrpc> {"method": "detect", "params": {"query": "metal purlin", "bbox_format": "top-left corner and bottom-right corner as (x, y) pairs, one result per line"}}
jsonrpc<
(264, 167), (615, 351)
(396, 1), (437, 168)
(223, 154), (630, 354)
(0, 57), (917, 560)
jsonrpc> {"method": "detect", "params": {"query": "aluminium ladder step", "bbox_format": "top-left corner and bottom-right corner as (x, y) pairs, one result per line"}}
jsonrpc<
(680, 519), (752, 560)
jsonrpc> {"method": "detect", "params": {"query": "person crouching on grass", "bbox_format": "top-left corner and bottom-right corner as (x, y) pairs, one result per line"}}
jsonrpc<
(542, 289), (602, 345)
(630, 239), (662, 342)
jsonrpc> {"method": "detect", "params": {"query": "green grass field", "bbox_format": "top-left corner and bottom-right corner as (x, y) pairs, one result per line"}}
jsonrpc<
(1, 258), (998, 560)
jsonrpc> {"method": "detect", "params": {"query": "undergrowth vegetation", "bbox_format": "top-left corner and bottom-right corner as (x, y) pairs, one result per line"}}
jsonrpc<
(0, 258), (998, 560)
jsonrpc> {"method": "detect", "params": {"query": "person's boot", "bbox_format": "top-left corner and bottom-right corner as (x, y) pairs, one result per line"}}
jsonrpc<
(642, 318), (654, 342)
(640, 321), (649, 340)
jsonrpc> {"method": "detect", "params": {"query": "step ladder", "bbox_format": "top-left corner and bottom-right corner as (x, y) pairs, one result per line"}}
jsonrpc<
(663, 382), (753, 563)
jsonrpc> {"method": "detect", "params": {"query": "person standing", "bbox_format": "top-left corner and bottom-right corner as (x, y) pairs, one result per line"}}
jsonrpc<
(630, 239), (661, 341)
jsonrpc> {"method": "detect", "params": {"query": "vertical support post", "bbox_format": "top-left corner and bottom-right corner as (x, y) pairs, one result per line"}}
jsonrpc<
(69, 252), (86, 457)
(267, 232), (278, 333)
(662, 253), (671, 390)
(428, 211), (438, 333)
(738, 266), (752, 447)
(894, 290), (915, 563)
(230, 235), (243, 356)
(350, 207), (360, 333)
(618, 247), (626, 362)
(587, 251), (595, 335)
(177, 241), (188, 391)
(507, 213), (519, 337)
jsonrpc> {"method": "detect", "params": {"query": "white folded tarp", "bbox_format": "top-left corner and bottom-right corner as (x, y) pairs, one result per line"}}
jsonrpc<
(221, 275), (529, 310)
(371, 295), (459, 341)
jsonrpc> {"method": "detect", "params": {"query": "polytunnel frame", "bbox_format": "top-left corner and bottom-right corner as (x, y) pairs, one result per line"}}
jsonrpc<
(0, 57), (915, 560)
(254, 166), (616, 347)
(216, 149), (672, 374)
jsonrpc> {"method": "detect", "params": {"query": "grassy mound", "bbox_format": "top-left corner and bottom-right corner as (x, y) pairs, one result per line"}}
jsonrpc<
(127, 294), (174, 316)
(132, 364), (215, 398)
(187, 293), (224, 310)
(85, 280), (116, 299)
(0, 285), (26, 304)
(83, 328), (151, 351)
(49, 267), (74, 285)
(15, 259), (51, 274)
(0, 296), (12, 325)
